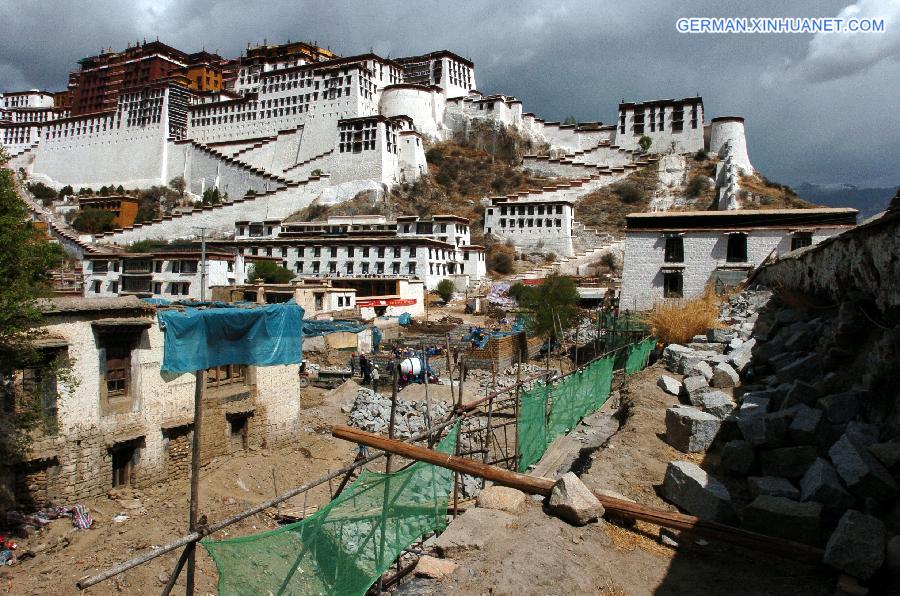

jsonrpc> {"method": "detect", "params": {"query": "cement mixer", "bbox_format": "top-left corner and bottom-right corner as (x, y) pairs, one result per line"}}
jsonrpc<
(399, 357), (423, 377)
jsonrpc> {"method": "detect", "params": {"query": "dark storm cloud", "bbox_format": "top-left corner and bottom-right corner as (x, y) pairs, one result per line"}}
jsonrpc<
(1, 0), (898, 186)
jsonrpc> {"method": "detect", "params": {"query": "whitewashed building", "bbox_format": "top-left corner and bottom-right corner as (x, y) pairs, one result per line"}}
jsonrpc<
(229, 214), (486, 289)
(619, 209), (858, 310)
(82, 249), (240, 300)
(615, 97), (705, 154)
(483, 194), (575, 257)
(11, 297), (303, 506)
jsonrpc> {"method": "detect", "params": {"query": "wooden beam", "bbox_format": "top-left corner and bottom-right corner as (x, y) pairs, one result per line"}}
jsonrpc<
(331, 425), (824, 564)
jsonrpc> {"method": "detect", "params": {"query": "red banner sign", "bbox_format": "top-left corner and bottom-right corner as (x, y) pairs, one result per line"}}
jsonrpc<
(356, 298), (417, 307)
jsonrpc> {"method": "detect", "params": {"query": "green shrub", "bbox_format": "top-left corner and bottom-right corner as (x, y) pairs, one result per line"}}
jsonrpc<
(72, 208), (115, 233)
(436, 279), (455, 303)
(247, 261), (295, 284)
(487, 244), (515, 274)
(613, 182), (645, 205)
(694, 149), (708, 161)
(638, 135), (652, 152)
(686, 175), (711, 197)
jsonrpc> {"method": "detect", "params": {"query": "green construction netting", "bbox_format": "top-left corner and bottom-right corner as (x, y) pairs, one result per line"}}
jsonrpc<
(625, 337), (656, 375)
(517, 354), (615, 472)
(203, 421), (460, 595)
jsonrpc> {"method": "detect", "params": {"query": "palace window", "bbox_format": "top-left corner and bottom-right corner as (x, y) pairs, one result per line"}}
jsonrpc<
(791, 232), (813, 251)
(726, 233), (748, 263)
(664, 236), (684, 263)
(663, 272), (683, 299)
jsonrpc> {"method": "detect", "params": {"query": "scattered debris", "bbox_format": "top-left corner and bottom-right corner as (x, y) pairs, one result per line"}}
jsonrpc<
(546, 472), (604, 526)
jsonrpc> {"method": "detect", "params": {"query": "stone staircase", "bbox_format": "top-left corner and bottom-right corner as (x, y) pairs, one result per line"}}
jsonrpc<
(283, 148), (334, 179)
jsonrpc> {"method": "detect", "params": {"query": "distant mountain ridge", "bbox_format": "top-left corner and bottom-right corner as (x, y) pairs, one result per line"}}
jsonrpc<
(793, 182), (896, 219)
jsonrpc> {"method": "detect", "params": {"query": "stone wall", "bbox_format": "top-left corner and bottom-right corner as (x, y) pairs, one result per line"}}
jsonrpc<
(755, 210), (899, 318)
(17, 310), (302, 506)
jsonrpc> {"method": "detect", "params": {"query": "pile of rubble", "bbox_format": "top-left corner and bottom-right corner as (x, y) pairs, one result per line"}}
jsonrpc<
(657, 288), (900, 586)
(464, 363), (548, 398)
(348, 387), (485, 497)
(348, 387), (451, 439)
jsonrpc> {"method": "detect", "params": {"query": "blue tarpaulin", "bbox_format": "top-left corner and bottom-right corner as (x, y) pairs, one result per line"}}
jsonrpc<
(301, 319), (371, 337)
(398, 313), (412, 326)
(157, 303), (304, 373)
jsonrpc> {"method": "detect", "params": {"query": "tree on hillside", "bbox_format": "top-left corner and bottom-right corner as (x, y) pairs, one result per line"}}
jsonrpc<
(247, 261), (295, 284)
(202, 187), (221, 205)
(517, 273), (581, 343)
(168, 176), (186, 205)
(486, 244), (515, 274)
(639, 135), (653, 153)
(58, 185), (74, 198)
(72, 207), (116, 233)
(436, 279), (455, 303)
(0, 166), (73, 500)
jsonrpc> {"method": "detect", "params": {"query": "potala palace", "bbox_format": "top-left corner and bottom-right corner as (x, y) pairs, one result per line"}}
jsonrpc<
(3, 37), (852, 306)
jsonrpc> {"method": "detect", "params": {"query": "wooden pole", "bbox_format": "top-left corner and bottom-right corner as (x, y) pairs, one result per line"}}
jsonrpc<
(513, 360), (522, 470)
(457, 356), (465, 409)
(445, 333), (454, 405)
(331, 425), (825, 564)
(421, 342), (432, 443)
(386, 363), (399, 473)
(185, 368), (206, 596)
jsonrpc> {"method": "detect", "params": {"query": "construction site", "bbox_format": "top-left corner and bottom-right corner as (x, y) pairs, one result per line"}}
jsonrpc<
(0, 198), (896, 595)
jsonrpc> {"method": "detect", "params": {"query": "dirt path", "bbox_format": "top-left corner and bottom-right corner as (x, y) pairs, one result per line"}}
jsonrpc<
(399, 364), (833, 596)
(2, 396), (359, 595)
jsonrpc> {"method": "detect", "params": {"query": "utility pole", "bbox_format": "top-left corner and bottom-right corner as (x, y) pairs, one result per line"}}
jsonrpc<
(194, 227), (209, 301)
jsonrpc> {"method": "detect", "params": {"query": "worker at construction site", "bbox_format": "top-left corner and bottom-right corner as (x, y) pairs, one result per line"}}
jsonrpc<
(360, 354), (371, 385)
(371, 364), (380, 392)
(349, 352), (358, 377)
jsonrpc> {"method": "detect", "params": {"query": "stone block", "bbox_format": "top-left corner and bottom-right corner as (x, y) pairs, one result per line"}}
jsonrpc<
(789, 404), (827, 446)
(665, 406), (721, 453)
(476, 485), (527, 513)
(721, 439), (755, 475)
(845, 422), (879, 447)
(688, 342), (725, 354)
(741, 495), (822, 546)
(547, 472), (604, 526)
(707, 328), (735, 343)
(694, 390), (734, 419)
(415, 555), (458, 579)
(657, 375), (682, 396)
(824, 510), (886, 581)
(737, 407), (791, 449)
(691, 334), (709, 344)
(774, 353), (821, 385)
(781, 380), (821, 410)
(661, 461), (734, 522)
(759, 445), (818, 478)
(867, 442), (900, 469)
(775, 308), (808, 325)
(817, 392), (863, 425)
(727, 338), (756, 373)
(685, 360), (714, 382)
(799, 458), (855, 510)
(434, 508), (515, 557)
(829, 435), (898, 500)
(662, 344), (693, 373)
(682, 375), (711, 405)
(748, 476), (800, 500)
(710, 362), (740, 388)
(677, 349), (720, 376)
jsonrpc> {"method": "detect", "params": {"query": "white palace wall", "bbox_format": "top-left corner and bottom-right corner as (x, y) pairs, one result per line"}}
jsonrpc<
(31, 121), (169, 189)
(98, 181), (328, 243)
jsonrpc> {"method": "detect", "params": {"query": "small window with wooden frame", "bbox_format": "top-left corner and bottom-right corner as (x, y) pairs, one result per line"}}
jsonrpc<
(97, 328), (144, 416)
(206, 364), (250, 389)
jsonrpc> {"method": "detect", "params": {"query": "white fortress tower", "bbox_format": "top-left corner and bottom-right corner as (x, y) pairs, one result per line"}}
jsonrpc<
(708, 116), (752, 173)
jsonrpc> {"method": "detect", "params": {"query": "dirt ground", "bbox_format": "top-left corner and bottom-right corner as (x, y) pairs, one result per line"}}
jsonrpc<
(1, 386), (361, 596)
(398, 363), (835, 596)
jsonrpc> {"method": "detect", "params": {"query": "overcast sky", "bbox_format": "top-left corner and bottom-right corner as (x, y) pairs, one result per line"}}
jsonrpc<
(2, 0), (898, 187)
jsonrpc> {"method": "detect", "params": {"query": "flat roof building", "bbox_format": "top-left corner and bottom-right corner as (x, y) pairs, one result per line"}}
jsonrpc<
(619, 208), (858, 310)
